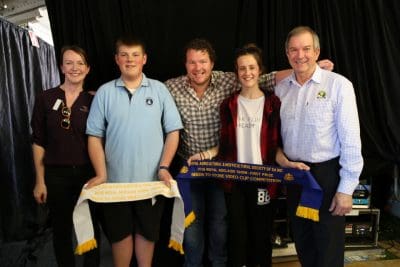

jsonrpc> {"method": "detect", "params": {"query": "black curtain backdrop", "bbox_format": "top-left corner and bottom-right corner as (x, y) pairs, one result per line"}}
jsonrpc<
(0, 18), (60, 243)
(45, 0), (400, 173)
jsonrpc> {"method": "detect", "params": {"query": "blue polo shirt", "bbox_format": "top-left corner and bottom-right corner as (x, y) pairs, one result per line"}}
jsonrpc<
(87, 74), (183, 183)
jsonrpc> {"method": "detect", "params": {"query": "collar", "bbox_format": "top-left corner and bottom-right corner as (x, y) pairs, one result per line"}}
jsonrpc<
(289, 65), (322, 86)
(115, 73), (149, 89)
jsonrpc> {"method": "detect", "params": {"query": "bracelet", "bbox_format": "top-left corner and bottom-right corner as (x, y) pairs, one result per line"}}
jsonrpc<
(206, 150), (212, 160)
(159, 165), (169, 171)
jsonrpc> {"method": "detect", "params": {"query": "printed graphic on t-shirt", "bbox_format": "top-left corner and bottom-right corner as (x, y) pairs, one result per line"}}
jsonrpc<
(257, 188), (270, 205)
(238, 114), (261, 128)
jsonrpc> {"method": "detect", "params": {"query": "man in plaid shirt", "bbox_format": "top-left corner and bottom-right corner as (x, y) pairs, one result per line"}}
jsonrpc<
(165, 38), (333, 267)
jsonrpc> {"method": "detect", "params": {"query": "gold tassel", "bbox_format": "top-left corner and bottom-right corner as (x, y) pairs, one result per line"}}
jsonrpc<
(75, 239), (98, 255)
(168, 239), (184, 255)
(184, 211), (196, 228)
(296, 206), (319, 222)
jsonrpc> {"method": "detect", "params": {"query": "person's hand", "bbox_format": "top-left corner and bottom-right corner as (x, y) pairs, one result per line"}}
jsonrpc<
(285, 161), (310, 171)
(187, 153), (202, 166)
(33, 182), (47, 204)
(85, 176), (107, 189)
(329, 192), (353, 216)
(158, 169), (173, 188)
(317, 59), (334, 71)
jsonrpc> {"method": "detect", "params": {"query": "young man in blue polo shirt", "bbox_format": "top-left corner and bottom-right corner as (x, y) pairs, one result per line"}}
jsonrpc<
(86, 36), (183, 267)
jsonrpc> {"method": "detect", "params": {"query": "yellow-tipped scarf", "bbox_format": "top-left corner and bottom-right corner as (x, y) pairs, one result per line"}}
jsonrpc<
(72, 180), (185, 255)
(176, 160), (323, 222)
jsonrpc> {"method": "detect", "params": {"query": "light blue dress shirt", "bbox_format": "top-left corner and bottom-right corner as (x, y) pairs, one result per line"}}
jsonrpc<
(275, 66), (363, 195)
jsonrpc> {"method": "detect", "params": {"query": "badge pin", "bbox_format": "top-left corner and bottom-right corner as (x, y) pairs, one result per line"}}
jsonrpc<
(52, 99), (62, 110)
(317, 90), (327, 99)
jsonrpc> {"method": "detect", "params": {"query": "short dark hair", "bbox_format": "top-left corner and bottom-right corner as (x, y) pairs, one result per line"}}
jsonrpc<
(60, 45), (90, 66)
(115, 36), (146, 54)
(234, 43), (265, 74)
(183, 38), (216, 63)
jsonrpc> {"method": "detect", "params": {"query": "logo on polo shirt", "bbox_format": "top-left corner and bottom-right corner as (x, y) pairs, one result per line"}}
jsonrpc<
(146, 98), (153, 105)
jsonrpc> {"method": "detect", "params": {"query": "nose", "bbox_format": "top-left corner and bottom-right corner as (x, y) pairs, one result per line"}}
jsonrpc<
(194, 62), (201, 70)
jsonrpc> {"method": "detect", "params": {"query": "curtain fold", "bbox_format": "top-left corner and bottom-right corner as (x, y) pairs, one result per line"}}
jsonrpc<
(45, 0), (400, 174)
(0, 18), (59, 242)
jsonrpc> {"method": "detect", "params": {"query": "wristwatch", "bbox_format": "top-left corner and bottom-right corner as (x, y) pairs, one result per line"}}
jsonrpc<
(159, 165), (169, 171)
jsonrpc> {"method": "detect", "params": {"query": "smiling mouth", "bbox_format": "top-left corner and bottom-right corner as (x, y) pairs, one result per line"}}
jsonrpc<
(295, 60), (307, 64)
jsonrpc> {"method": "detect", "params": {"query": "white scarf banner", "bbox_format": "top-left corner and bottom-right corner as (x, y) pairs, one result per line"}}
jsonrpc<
(73, 180), (185, 255)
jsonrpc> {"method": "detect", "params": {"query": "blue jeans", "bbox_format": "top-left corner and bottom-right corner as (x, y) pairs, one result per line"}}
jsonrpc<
(183, 180), (227, 267)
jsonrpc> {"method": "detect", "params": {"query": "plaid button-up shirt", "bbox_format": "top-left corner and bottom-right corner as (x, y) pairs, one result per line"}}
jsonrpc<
(165, 70), (276, 159)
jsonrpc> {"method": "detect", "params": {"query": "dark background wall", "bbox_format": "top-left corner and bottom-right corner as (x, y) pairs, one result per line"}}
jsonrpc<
(45, 0), (400, 175)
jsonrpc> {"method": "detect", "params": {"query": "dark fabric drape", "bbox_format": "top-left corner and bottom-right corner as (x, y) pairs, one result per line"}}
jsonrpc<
(0, 0), (395, 264)
(45, 0), (400, 175)
(233, 0), (400, 176)
(0, 18), (60, 242)
(45, 0), (241, 89)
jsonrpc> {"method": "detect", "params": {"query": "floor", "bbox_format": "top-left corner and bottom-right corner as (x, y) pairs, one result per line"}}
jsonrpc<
(272, 240), (400, 267)
(273, 259), (400, 267)
(2, 210), (400, 266)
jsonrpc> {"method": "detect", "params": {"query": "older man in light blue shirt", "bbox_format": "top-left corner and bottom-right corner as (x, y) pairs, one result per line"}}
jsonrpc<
(275, 26), (363, 267)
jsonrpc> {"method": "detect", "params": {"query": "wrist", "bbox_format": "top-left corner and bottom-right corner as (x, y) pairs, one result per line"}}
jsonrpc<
(206, 150), (212, 160)
(159, 165), (169, 171)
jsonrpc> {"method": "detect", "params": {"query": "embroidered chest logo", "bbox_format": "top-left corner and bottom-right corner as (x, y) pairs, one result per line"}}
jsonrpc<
(146, 98), (154, 105)
(316, 90), (327, 99)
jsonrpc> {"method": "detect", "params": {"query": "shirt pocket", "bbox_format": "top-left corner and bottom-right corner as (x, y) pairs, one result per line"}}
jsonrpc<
(305, 99), (334, 126)
(280, 100), (296, 122)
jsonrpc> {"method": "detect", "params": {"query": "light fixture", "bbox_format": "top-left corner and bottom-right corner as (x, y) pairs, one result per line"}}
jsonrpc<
(0, 1), (7, 10)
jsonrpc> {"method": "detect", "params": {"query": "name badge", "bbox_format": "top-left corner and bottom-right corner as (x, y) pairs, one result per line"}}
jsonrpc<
(52, 99), (62, 110)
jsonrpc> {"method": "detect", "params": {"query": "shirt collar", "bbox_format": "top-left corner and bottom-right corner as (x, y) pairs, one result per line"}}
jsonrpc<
(210, 71), (217, 87)
(115, 73), (149, 88)
(288, 65), (322, 86)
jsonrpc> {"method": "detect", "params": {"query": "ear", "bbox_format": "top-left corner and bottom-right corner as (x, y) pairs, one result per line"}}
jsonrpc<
(315, 48), (321, 60)
(143, 54), (147, 65)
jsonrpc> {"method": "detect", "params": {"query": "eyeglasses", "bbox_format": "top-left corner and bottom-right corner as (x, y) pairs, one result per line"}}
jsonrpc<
(61, 102), (71, 129)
